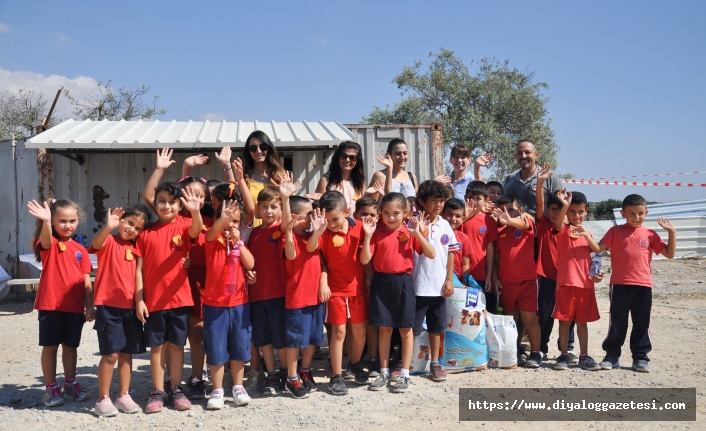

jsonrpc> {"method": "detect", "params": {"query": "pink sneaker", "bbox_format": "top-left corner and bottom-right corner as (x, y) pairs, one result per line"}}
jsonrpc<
(115, 393), (141, 414)
(169, 386), (192, 411)
(430, 363), (447, 381)
(145, 390), (168, 414)
(63, 379), (89, 401)
(94, 395), (118, 417)
(390, 361), (402, 382)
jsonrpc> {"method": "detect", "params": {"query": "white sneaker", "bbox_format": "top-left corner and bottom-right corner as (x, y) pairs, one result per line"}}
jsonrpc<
(233, 386), (251, 406)
(207, 389), (224, 410)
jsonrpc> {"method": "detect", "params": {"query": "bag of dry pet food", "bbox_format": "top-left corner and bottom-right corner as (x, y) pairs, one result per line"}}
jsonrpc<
(485, 312), (518, 369)
(410, 330), (431, 375)
(441, 278), (488, 372)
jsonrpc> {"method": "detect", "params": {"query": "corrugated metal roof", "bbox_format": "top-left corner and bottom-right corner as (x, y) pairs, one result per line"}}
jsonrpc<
(613, 199), (706, 221)
(25, 119), (357, 149)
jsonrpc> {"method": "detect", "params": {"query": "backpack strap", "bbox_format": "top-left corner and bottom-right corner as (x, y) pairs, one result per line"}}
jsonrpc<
(407, 171), (416, 188)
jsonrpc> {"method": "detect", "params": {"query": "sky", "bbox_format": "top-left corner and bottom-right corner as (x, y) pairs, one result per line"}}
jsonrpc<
(1, 0), (705, 203)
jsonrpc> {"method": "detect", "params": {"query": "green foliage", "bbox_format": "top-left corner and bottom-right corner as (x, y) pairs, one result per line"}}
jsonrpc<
(362, 48), (559, 180)
(593, 198), (623, 220)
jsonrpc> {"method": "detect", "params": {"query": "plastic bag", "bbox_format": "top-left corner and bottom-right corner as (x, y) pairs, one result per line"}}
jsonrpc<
(410, 330), (431, 375)
(441, 279), (488, 372)
(485, 312), (518, 369)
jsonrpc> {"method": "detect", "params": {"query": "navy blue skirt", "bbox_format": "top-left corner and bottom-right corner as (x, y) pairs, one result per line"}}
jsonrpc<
(369, 272), (416, 328)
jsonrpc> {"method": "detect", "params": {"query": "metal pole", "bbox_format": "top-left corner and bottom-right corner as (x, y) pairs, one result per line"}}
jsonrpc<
(12, 135), (20, 278)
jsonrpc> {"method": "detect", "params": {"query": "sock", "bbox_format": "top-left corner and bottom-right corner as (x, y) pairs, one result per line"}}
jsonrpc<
(430, 361), (439, 366)
(288, 376), (298, 382)
(381, 368), (389, 376)
(191, 377), (201, 384)
(370, 358), (378, 363)
(211, 388), (224, 395)
(300, 367), (310, 373)
(401, 368), (410, 378)
(579, 353), (588, 358)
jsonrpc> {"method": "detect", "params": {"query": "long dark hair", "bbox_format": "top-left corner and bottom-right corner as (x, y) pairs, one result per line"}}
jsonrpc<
(242, 131), (286, 186)
(31, 199), (82, 262)
(327, 141), (365, 197)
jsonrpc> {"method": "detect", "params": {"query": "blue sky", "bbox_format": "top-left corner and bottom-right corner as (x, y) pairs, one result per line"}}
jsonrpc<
(1, 0), (705, 202)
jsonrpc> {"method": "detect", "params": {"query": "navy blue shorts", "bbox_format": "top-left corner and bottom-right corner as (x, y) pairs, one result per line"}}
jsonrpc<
(414, 296), (447, 335)
(203, 304), (252, 365)
(369, 272), (416, 328)
(94, 305), (146, 355)
(38, 310), (85, 348)
(250, 297), (286, 350)
(144, 306), (190, 347)
(285, 304), (324, 349)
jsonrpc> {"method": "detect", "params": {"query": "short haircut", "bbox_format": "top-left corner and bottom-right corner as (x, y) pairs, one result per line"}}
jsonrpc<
(497, 193), (526, 211)
(465, 180), (488, 198)
(122, 203), (152, 230)
(622, 194), (647, 209)
(417, 180), (452, 204)
(570, 191), (588, 207)
(207, 179), (222, 189)
(516, 139), (535, 148)
(355, 196), (378, 213)
(486, 180), (504, 192)
(289, 195), (312, 215)
(547, 190), (563, 208)
(450, 144), (470, 159)
(443, 198), (465, 214)
(257, 186), (281, 204)
(153, 182), (182, 207)
(318, 190), (347, 212)
(379, 192), (408, 212)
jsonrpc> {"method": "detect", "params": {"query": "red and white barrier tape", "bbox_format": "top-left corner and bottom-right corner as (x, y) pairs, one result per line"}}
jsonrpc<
(587, 170), (706, 180)
(563, 179), (706, 187)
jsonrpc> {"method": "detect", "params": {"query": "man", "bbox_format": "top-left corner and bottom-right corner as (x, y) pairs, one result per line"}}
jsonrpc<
(503, 140), (561, 218)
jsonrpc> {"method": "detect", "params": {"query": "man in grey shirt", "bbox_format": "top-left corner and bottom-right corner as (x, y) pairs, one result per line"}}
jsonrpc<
(503, 140), (562, 218)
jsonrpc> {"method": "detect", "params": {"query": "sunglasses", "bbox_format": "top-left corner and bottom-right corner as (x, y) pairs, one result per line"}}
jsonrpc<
(248, 143), (269, 153)
(339, 153), (358, 161)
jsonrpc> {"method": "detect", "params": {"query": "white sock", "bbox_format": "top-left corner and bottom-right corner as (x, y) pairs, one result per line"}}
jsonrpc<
(211, 388), (224, 395)
(401, 368), (410, 378)
(381, 367), (389, 376)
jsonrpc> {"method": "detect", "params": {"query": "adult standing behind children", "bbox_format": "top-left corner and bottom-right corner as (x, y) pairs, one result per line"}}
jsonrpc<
(367, 139), (418, 199)
(315, 141), (367, 214)
(434, 144), (492, 201)
(503, 140), (561, 218)
(242, 131), (287, 227)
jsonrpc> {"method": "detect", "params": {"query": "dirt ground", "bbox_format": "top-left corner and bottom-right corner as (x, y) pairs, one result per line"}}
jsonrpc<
(0, 258), (704, 431)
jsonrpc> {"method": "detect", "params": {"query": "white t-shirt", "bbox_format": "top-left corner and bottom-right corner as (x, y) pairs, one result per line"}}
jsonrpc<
(412, 217), (455, 297)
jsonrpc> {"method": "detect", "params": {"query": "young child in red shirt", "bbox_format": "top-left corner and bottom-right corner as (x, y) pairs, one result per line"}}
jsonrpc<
(492, 193), (542, 368)
(90, 205), (151, 416)
(203, 200), (255, 409)
(135, 182), (203, 413)
(307, 190), (369, 395)
(247, 186), (288, 396)
(361, 192), (435, 393)
(551, 190), (602, 371)
(442, 198), (473, 280)
(28, 198), (94, 408)
(584, 193), (676, 373)
(461, 181), (498, 313)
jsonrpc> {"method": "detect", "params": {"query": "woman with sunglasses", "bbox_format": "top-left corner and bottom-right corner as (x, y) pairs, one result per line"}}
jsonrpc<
(315, 141), (366, 213)
(241, 131), (287, 227)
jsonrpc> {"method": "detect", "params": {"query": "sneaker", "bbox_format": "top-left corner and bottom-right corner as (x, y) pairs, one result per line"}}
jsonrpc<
(169, 386), (192, 411)
(367, 358), (381, 378)
(145, 390), (168, 413)
(350, 362), (369, 385)
(632, 359), (651, 373)
(42, 383), (64, 407)
(245, 368), (265, 392)
(188, 378), (207, 400)
(285, 378), (310, 399)
(599, 357), (621, 370)
(568, 351), (580, 365)
(579, 355), (601, 371)
(114, 393), (141, 414)
(63, 379), (89, 402)
(392, 376), (411, 393)
(369, 373), (390, 391)
(343, 365), (356, 381)
(328, 374), (348, 396)
(260, 373), (279, 396)
(94, 395), (118, 417)
(299, 369), (317, 392)
(554, 355), (570, 370)
(278, 369), (288, 391)
(541, 352), (548, 361)
(517, 348), (528, 367)
(523, 352), (542, 368)
(389, 361), (402, 382)
(233, 386), (251, 406)
(207, 389), (224, 410)
(430, 363), (447, 382)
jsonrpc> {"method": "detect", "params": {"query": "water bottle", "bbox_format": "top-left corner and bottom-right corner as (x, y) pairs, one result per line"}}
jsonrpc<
(75, 234), (87, 248)
(589, 254), (602, 277)
(225, 248), (239, 296)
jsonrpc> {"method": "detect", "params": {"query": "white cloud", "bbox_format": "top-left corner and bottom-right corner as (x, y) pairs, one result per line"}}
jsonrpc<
(0, 22), (10, 33)
(54, 32), (70, 43)
(312, 36), (327, 45)
(200, 112), (228, 122)
(0, 67), (98, 119)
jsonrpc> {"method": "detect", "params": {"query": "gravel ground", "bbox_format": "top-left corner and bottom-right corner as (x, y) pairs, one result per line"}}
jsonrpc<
(0, 258), (704, 430)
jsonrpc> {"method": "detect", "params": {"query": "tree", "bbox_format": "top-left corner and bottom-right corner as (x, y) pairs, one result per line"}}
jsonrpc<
(593, 198), (623, 220)
(64, 80), (166, 121)
(0, 87), (59, 140)
(363, 48), (559, 180)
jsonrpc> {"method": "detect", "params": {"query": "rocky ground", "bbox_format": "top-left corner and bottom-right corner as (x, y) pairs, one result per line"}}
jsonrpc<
(0, 258), (704, 430)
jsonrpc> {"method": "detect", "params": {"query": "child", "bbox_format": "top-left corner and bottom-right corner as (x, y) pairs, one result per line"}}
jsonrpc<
(460, 181), (498, 313)
(584, 194), (676, 372)
(535, 164), (576, 361)
(247, 186), (288, 396)
(486, 181), (504, 203)
(28, 199), (94, 407)
(90, 205), (151, 416)
(306, 190), (369, 395)
(442, 198), (473, 280)
(352, 196), (381, 377)
(411, 180), (455, 383)
(551, 190), (602, 371)
(361, 192), (435, 392)
(279, 178), (324, 398)
(492, 194), (542, 368)
(135, 182), (203, 413)
(203, 199), (255, 409)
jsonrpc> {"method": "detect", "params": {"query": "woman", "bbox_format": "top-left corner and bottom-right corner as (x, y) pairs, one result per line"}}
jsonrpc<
(241, 130), (287, 226)
(367, 138), (418, 199)
(315, 141), (366, 213)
